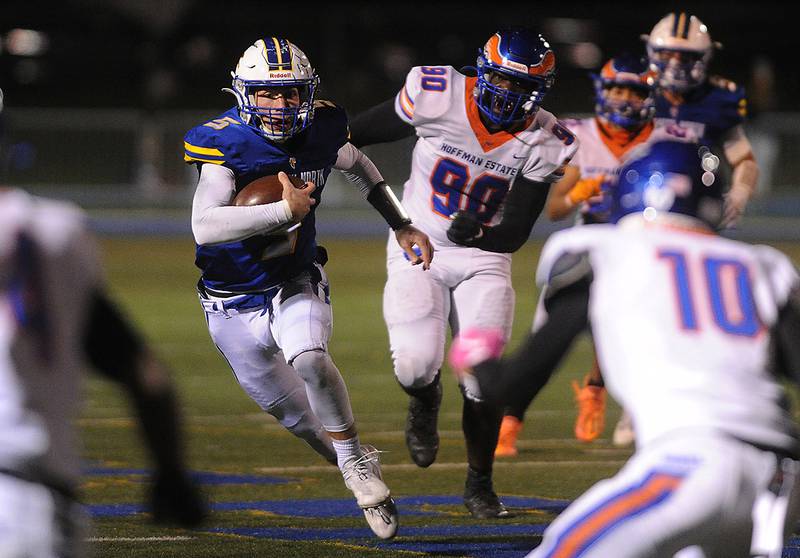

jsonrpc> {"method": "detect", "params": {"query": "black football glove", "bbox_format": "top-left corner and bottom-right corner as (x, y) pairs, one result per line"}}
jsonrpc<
(447, 211), (484, 246)
(150, 469), (208, 528)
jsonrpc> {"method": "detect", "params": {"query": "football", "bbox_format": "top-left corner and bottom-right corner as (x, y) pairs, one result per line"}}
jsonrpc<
(233, 173), (306, 206)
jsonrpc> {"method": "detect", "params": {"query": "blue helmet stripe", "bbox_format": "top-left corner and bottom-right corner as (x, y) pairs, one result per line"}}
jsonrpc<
(264, 37), (292, 71)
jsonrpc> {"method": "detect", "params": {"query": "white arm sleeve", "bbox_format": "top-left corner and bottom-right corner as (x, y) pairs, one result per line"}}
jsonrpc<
(334, 142), (385, 198)
(191, 164), (293, 246)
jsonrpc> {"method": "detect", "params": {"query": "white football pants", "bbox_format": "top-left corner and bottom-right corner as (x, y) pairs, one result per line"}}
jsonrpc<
(383, 237), (515, 390)
(527, 433), (800, 558)
(201, 267), (350, 461)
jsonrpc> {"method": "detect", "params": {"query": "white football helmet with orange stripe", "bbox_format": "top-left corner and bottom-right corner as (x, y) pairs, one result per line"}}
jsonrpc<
(227, 37), (319, 140)
(644, 13), (720, 92)
(474, 28), (556, 128)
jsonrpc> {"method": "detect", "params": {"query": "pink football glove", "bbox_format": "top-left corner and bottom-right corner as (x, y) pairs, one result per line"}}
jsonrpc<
(448, 327), (506, 373)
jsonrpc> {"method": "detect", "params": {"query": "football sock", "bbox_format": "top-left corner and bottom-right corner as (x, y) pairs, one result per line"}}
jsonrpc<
(461, 390), (504, 473)
(332, 436), (361, 470)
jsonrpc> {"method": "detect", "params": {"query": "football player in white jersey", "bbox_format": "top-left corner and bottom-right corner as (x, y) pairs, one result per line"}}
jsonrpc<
(645, 12), (759, 228)
(495, 54), (659, 455)
(1, 90), (206, 555)
(450, 139), (800, 557)
(349, 28), (578, 517)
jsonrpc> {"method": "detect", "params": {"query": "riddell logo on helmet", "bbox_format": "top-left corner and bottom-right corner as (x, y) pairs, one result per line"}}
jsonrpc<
(501, 59), (529, 74)
(268, 71), (293, 79)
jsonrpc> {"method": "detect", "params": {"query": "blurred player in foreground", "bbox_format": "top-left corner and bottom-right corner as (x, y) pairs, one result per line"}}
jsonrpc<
(349, 28), (577, 517)
(0, 87), (206, 558)
(495, 54), (659, 455)
(185, 38), (432, 538)
(646, 11), (759, 228)
(450, 139), (800, 557)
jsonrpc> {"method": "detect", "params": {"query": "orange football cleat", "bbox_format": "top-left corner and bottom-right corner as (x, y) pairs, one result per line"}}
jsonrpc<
(495, 415), (523, 457)
(572, 375), (607, 442)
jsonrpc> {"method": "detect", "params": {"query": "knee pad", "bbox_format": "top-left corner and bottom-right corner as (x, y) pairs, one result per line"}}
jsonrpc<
(393, 349), (441, 390)
(291, 349), (335, 391)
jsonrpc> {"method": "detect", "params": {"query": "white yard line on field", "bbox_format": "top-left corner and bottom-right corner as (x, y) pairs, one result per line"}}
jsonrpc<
(255, 459), (626, 475)
(87, 537), (195, 542)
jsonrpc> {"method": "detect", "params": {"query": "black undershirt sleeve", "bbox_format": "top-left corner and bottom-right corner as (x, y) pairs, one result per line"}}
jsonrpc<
(471, 175), (551, 253)
(473, 276), (591, 409)
(348, 98), (416, 148)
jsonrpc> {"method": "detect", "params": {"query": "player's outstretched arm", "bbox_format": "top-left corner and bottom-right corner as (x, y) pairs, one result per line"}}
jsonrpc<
(447, 174), (552, 253)
(83, 289), (208, 528)
(348, 98), (416, 148)
(334, 142), (433, 269)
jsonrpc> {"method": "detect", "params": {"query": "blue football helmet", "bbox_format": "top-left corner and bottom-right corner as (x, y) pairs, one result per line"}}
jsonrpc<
(475, 28), (556, 127)
(227, 38), (319, 141)
(592, 54), (656, 129)
(611, 140), (723, 227)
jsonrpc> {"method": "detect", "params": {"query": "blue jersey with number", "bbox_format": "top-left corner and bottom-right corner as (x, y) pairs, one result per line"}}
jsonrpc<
(184, 103), (348, 292)
(653, 76), (747, 149)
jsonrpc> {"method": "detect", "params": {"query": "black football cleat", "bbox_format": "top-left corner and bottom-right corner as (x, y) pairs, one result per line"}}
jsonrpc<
(403, 375), (443, 468)
(463, 468), (510, 519)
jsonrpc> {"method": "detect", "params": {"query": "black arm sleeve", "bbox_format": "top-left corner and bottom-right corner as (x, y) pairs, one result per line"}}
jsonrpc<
(82, 290), (184, 475)
(348, 98), (416, 148)
(473, 276), (591, 409)
(471, 175), (551, 253)
(772, 289), (800, 384)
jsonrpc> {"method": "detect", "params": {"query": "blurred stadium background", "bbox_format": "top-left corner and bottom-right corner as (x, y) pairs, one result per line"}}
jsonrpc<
(1, 0), (799, 239)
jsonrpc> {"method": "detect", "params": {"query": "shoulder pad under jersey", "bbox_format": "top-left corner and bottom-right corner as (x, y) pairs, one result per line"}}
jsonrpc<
(183, 110), (249, 167)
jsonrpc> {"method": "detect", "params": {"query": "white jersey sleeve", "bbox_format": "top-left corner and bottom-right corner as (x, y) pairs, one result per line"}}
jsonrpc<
(394, 65), (458, 128)
(519, 111), (579, 183)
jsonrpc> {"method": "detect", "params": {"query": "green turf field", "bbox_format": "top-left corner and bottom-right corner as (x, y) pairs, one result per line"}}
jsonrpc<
(80, 237), (800, 558)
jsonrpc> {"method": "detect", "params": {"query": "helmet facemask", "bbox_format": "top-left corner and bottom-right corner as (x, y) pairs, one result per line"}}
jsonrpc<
(648, 48), (709, 92)
(475, 68), (551, 127)
(232, 77), (318, 141)
(595, 83), (655, 129)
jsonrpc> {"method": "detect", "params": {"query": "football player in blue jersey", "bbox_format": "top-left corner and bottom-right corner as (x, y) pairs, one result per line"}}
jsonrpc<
(184, 37), (433, 540)
(645, 12), (760, 228)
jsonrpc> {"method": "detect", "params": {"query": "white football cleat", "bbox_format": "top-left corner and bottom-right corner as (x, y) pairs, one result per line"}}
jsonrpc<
(612, 410), (635, 447)
(362, 498), (399, 540)
(342, 445), (391, 508)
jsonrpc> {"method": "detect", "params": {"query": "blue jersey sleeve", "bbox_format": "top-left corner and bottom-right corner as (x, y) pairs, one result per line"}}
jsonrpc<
(183, 109), (251, 172)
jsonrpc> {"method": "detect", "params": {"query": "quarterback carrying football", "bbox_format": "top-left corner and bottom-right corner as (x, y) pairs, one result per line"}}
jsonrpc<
(184, 37), (433, 539)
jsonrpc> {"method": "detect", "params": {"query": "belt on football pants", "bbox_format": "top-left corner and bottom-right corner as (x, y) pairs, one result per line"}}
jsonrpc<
(197, 279), (279, 315)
